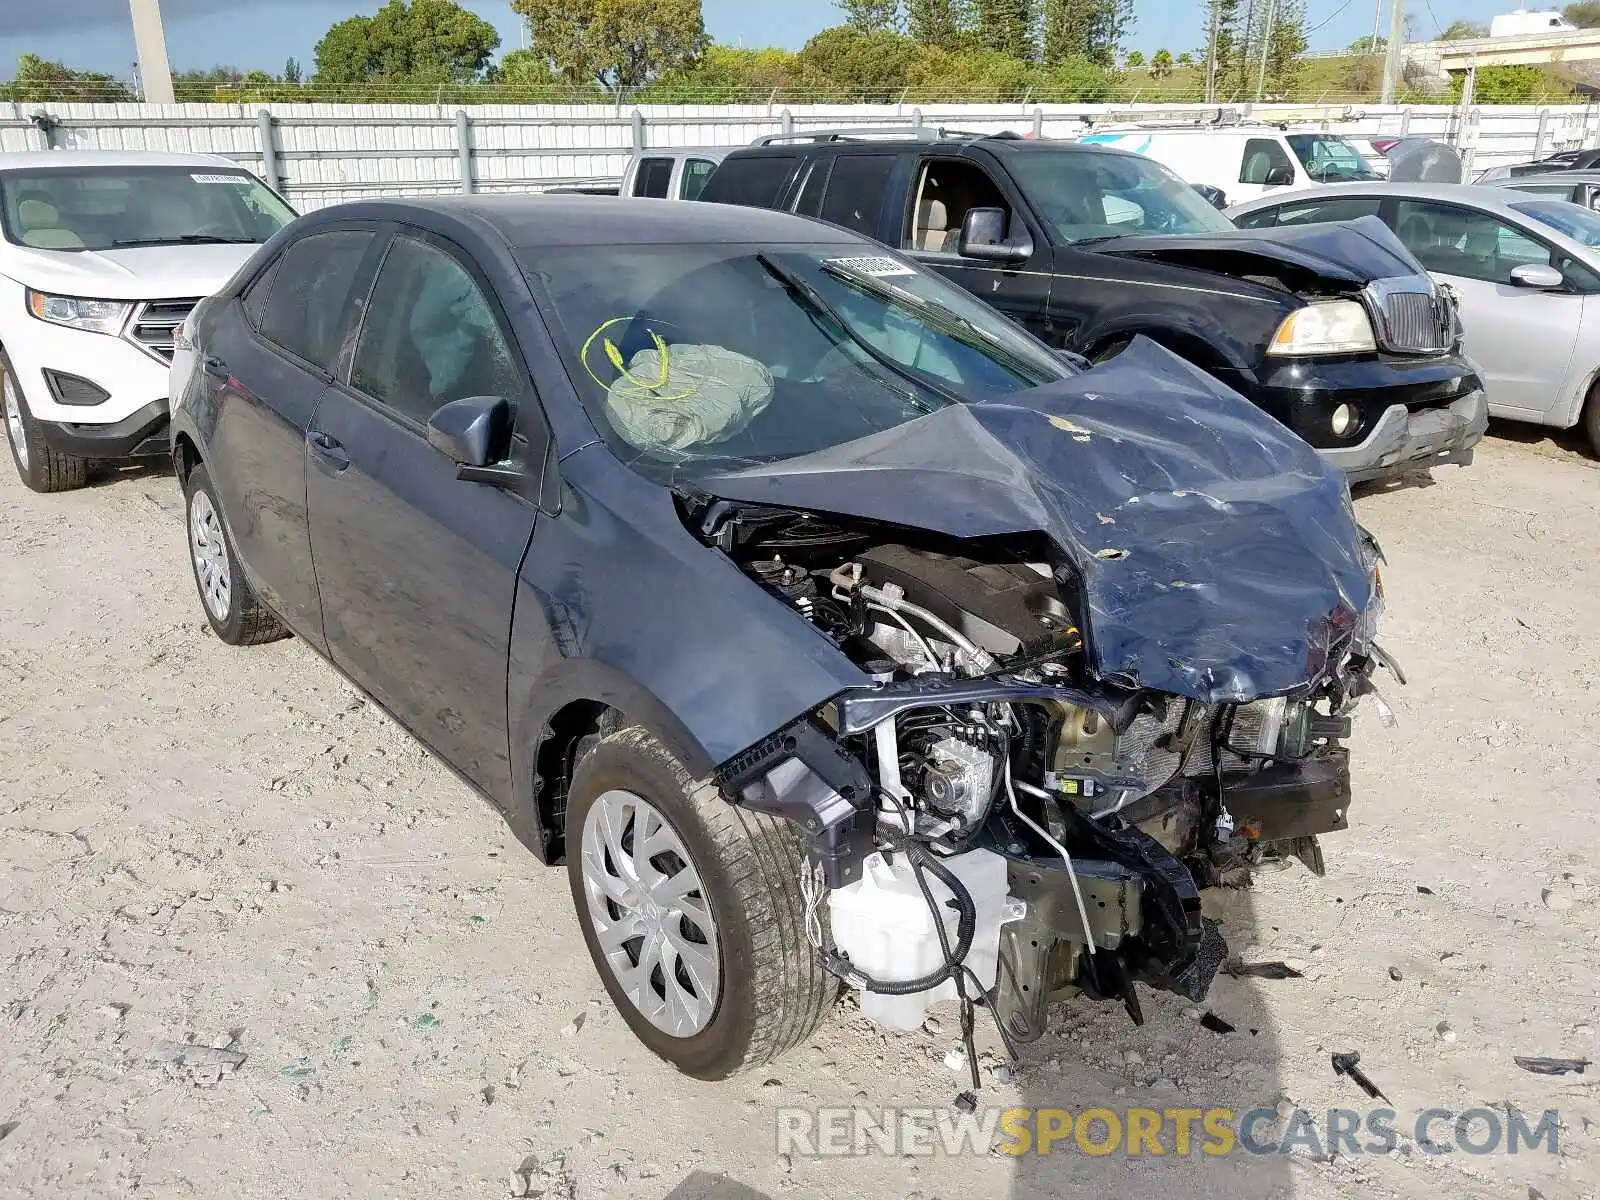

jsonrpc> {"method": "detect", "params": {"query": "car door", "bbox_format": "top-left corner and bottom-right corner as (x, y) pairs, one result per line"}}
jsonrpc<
(1386, 198), (1583, 420)
(1234, 137), (1298, 204)
(630, 156), (675, 199)
(202, 224), (382, 652)
(901, 155), (1055, 345)
(304, 229), (547, 802)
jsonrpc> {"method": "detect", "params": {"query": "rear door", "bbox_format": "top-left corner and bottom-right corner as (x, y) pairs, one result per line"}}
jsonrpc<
(203, 224), (381, 651)
(901, 154), (1055, 345)
(630, 156), (675, 199)
(1385, 198), (1583, 421)
(677, 157), (720, 201)
(304, 229), (547, 801)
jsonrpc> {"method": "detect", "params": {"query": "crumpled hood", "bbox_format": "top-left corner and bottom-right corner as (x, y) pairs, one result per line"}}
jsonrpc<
(0, 242), (260, 300)
(699, 339), (1375, 704)
(1094, 215), (1423, 286)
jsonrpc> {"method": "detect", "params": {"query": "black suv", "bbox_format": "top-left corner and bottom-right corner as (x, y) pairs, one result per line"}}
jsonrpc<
(702, 129), (1487, 484)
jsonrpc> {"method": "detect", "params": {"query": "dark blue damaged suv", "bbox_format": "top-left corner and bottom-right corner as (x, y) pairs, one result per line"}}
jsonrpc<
(170, 195), (1399, 1081)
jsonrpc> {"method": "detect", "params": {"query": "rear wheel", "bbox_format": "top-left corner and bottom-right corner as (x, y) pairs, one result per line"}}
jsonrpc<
(183, 462), (287, 645)
(565, 726), (835, 1080)
(1583, 381), (1600, 459)
(3, 354), (88, 493)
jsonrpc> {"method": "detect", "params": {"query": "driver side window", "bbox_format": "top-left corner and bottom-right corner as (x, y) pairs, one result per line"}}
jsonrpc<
(904, 159), (1013, 254)
(1240, 138), (1294, 186)
(351, 236), (530, 428)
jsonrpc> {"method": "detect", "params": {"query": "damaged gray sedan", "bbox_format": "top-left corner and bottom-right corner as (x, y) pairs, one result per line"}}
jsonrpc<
(170, 196), (1399, 1082)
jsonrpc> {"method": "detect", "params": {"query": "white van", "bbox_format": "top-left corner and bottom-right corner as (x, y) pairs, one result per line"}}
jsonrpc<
(1077, 127), (1382, 206)
(1488, 8), (1577, 37)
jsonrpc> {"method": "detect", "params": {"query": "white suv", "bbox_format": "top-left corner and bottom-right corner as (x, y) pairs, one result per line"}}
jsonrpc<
(1, 150), (295, 492)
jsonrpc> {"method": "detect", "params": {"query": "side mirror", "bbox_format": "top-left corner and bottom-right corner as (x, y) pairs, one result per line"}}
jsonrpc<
(1265, 164), (1296, 187)
(1193, 183), (1229, 210)
(428, 394), (519, 484)
(1508, 263), (1565, 290)
(958, 207), (1030, 263)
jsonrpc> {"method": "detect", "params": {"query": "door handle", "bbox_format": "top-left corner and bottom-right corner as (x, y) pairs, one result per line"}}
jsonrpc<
(307, 431), (351, 473)
(202, 354), (228, 379)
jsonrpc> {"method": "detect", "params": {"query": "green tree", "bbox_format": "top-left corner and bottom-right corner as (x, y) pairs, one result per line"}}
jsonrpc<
(1, 53), (133, 102)
(1044, 0), (1134, 68)
(646, 44), (798, 98)
(513, 0), (708, 90)
(907, 43), (1031, 97)
(1258, 0), (1306, 96)
(1199, 0), (1243, 97)
(1177, 50), (1193, 64)
(837, 0), (902, 32)
(1034, 53), (1113, 98)
(908, 0), (972, 48)
(1347, 34), (1384, 53)
(1451, 63), (1573, 102)
(795, 25), (918, 97)
(1150, 47), (1174, 76)
(313, 0), (500, 85)
(283, 57), (303, 84)
(1125, 49), (1145, 66)
(975, 0), (1037, 60)
(1441, 19), (1487, 39)
(1564, 2), (1600, 27)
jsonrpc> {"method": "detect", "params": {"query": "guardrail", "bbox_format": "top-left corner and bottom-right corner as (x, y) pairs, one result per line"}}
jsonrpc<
(4, 99), (1598, 208)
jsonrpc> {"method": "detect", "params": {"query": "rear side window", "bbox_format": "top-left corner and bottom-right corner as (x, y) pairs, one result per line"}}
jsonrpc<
(241, 257), (280, 328)
(351, 236), (530, 427)
(1276, 197), (1383, 226)
(818, 155), (895, 237)
(701, 155), (797, 208)
(253, 229), (373, 370)
(681, 158), (718, 201)
(1239, 138), (1295, 186)
(632, 157), (674, 199)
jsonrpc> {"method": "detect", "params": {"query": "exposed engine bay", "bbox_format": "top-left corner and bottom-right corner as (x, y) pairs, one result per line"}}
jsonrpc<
(697, 498), (1401, 1084)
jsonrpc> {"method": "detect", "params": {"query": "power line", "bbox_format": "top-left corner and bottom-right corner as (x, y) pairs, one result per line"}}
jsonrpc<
(1306, 0), (1360, 36)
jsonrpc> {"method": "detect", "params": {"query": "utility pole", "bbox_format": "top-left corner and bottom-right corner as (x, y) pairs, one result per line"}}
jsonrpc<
(1206, 1), (1220, 103)
(1370, 0), (1384, 53)
(127, 0), (175, 104)
(1380, 0), (1406, 104)
(1255, 0), (1278, 101)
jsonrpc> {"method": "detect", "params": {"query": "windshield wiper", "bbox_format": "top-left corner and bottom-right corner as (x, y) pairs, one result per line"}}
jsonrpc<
(820, 260), (1058, 384)
(111, 234), (261, 247)
(754, 252), (952, 410)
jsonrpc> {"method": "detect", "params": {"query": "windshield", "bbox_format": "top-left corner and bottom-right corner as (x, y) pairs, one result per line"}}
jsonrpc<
(1286, 135), (1382, 183)
(526, 242), (1071, 480)
(0, 166), (294, 252)
(1513, 199), (1600, 247)
(1006, 151), (1235, 244)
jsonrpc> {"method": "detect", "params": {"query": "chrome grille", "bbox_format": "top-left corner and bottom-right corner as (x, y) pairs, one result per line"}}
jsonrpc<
(1371, 282), (1455, 354)
(125, 298), (200, 364)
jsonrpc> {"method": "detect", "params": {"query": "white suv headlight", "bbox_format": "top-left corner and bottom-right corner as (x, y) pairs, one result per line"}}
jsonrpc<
(1267, 300), (1376, 357)
(26, 289), (133, 336)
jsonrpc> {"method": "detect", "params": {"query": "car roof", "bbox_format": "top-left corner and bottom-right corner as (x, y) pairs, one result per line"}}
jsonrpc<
(1228, 181), (1535, 214)
(636, 145), (734, 159)
(318, 194), (865, 247)
(0, 149), (243, 172)
(721, 134), (1153, 165)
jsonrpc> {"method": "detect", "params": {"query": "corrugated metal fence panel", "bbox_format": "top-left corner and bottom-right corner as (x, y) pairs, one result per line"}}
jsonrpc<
(6, 99), (1600, 209)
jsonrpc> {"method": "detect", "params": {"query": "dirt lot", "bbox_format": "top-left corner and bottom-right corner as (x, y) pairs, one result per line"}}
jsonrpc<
(1, 430), (1597, 1200)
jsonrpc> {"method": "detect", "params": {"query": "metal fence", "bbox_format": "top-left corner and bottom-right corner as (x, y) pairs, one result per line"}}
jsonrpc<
(5, 98), (1600, 210)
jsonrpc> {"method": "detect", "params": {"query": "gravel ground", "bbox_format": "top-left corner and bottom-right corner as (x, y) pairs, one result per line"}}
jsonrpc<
(0, 430), (1596, 1200)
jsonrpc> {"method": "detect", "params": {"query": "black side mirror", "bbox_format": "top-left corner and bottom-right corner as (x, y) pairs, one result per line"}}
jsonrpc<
(1265, 164), (1296, 187)
(428, 395), (519, 485)
(958, 207), (1031, 263)
(1193, 183), (1229, 210)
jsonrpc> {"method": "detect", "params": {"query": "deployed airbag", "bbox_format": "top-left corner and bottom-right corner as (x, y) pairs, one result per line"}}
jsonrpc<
(604, 343), (774, 454)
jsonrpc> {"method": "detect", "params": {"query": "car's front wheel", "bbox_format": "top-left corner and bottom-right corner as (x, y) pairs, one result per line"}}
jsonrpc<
(1583, 379), (1600, 459)
(3, 353), (88, 494)
(565, 726), (836, 1080)
(183, 462), (287, 645)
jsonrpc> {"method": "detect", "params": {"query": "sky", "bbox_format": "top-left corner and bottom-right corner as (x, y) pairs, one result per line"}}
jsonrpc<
(0, 0), (1543, 81)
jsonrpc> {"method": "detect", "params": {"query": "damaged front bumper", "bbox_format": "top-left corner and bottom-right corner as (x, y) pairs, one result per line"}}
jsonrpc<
(1319, 390), (1487, 484)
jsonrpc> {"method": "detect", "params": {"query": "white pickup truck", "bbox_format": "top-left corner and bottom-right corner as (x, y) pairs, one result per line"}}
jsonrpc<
(550, 146), (733, 200)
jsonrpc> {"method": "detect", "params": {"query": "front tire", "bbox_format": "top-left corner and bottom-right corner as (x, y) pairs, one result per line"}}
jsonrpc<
(565, 726), (836, 1080)
(3, 353), (88, 493)
(183, 463), (287, 645)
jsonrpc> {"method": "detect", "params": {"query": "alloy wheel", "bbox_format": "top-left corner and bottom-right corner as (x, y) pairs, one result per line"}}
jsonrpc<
(580, 789), (721, 1037)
